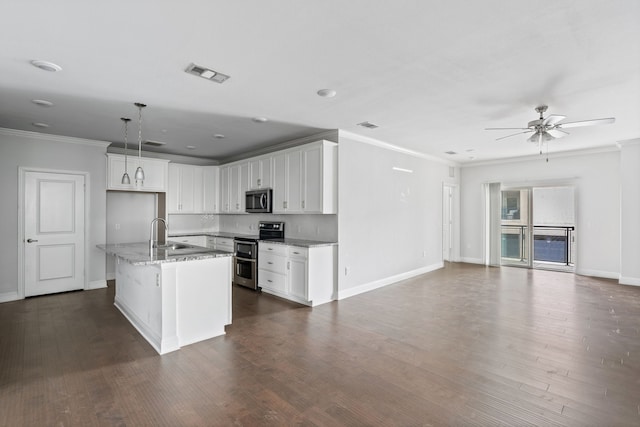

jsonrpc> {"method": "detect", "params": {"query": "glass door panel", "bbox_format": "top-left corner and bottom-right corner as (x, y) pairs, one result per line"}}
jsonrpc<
(501, 189), (531, 266)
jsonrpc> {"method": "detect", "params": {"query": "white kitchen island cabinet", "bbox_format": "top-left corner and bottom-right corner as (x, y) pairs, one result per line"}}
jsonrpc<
(98, 243), (233, 355)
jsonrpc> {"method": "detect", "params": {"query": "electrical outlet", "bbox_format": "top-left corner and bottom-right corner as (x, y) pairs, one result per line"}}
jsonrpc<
(344, 267), (349, 276)
(316, 226), (320, 235)
(422, 251), (426, 258)
(115, 223), (120, 230)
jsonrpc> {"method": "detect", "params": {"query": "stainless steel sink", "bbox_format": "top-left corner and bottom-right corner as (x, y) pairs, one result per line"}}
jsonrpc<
(155, 243), (190, 250)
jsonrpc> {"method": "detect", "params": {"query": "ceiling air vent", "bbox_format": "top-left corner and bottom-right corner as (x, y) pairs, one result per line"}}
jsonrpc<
(445, 151), (457, 155)
(144, 140), (166, 147)
(185, 63), (230, 83)
(357, 121), (379, 129)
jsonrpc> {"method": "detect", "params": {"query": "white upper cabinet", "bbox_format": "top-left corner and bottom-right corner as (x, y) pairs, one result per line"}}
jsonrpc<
(202, 166), (219, 213)
(167, 163), (218, 214)
(249, 156), (273, 190)
(220, 161), (249, 214)
(272, 140), (337, 214)
(107, 153), (169, 192)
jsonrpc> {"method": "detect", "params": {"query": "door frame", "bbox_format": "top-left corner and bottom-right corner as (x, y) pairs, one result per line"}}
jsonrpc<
(442, 182), (460, 262)
(17, 167), (90, 299)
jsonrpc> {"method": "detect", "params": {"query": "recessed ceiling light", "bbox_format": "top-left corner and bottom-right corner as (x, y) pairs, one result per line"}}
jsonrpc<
(186, 145), (196, 150)
(357, 121), (379, 129)
(31, 60), (62, 72)
(185, 63), (230, 83)
(317, 88), (337, 98)
(32, 99), (54, 107)
(32, 122), (50, 128)
(252, 117), (268, 123)
(161, 129), (168, 134)
(214, 134), (225, 139)
(466, 148), (475, 152)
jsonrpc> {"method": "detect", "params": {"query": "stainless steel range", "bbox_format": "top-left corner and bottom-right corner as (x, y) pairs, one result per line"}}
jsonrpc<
(233, 221), (284, 290)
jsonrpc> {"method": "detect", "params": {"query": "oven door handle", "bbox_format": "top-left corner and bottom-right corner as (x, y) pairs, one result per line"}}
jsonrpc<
(235, 255), (256, 262)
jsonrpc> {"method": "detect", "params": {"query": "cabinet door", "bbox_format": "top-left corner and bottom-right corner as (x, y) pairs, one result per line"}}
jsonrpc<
(249, 157), (272, 189)
(219, 166), (230, 213)
(272, 153), (287, 213)
(137, 157), (168, 192)
(286, 150), (303, 213)
(180, 165), (197, 213)
(167, 164), (181, 213)
(303, 144), (323, 213)
(202, 166), (218, 213)
(239, 162), (249, 212)
(229, 165), (241, 212)
(288, 257), (307, 300)
(260, 157), (272, 189)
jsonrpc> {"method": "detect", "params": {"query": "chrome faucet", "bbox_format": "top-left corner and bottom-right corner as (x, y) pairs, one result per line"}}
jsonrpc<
(149, 218), (168, 254)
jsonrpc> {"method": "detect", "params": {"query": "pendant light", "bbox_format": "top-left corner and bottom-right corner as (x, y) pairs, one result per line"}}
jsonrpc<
(134, 102), (146, 184)
(120, 117), (132, 184)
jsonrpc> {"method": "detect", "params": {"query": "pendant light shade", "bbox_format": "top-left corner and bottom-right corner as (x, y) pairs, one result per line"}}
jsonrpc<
(134, 102), (146, 185)
(120, 117), (131, 184)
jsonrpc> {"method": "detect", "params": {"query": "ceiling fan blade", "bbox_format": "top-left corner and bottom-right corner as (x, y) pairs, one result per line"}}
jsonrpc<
(557, 117), (615, 129)
(547, 128), (569, 139)
(495, 130), (534, 141)
(542, 114), (566, 126)
(485, 127), (532, 131)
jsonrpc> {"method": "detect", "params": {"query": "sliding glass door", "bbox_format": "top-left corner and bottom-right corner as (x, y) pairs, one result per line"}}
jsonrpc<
(500, 188), (531, 267)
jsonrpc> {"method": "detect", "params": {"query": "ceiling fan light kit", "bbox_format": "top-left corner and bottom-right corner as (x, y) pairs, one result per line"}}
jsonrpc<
(486, 105), (615, 161)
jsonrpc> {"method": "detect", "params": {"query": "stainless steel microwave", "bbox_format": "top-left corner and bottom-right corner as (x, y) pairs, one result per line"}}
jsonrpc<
(245, 189), (272, 213)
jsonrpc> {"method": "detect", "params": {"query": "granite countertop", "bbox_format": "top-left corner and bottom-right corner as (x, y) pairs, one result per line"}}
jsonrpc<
(258, 238), (337, 248)
(168, 231), (337, 248)
(97, 242), (233, 266)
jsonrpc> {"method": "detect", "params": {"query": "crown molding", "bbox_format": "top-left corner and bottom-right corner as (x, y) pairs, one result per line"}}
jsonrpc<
(338, 130), (458, 166)
(461, 144), (621, 168)
(219, 130), (339, 164)
(0, 127), (111, 148)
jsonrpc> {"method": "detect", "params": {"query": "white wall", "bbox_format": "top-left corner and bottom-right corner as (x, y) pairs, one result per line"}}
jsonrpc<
(106, 191), (158, 279)
(533, 187), (575, 226)
(0, 129), (108, 301)
(460, 149), (621, 279)
(337, 134), (457, 298)
(619, 139), (640, 285)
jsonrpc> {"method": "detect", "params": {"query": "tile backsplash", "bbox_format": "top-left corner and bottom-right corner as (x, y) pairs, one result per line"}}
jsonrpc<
(169, 213), (337, 242)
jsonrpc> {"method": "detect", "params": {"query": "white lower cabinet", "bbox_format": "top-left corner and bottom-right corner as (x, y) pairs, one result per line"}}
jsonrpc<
(258, 242), (335, 306)
(213, 237), (234, 253)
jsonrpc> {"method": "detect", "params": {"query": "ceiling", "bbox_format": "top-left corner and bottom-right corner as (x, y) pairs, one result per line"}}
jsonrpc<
(1, 1), (639, 164)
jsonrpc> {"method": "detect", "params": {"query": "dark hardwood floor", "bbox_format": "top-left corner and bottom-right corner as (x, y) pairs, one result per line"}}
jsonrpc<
(2, 263), (640, 426)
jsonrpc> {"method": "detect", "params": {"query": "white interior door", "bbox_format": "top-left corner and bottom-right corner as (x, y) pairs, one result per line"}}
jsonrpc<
(443, 185), (452, 261)
(24, 171), (85, 297)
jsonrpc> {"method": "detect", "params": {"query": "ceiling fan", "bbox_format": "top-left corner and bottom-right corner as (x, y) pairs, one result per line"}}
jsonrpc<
(485, 105), (615, 159)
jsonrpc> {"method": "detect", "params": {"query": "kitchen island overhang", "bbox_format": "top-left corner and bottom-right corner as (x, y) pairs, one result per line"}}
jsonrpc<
(98, 243), (233, 355)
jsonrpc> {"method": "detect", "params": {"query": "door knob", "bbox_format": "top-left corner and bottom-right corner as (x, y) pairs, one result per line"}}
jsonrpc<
(27, 238), (38, 243)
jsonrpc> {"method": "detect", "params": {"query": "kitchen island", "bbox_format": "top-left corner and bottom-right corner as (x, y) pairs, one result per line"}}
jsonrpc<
(98, 242), (233, 355)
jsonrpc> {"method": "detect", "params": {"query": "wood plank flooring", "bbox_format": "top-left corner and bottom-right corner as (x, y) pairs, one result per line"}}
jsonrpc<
(1, 262), (640, 426)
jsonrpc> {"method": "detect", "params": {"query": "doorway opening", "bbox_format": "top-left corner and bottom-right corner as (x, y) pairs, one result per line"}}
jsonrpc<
(499, 186), (575, 272)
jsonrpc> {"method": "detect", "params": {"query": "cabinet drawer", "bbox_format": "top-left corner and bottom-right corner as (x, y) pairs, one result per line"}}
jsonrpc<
(259, 242), (288, 256)
(206, 237), (216, 248)
(258, 269), (287, 293)
(215, 237), (234, 252)
(259, 252), (287, 274)
(288, 246), (308, 259)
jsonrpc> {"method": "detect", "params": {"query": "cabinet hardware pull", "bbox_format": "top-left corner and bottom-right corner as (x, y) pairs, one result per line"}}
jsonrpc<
(267, 279), (273, 283)
(293, 251), (299, 254)
(268, 261), (273, 264)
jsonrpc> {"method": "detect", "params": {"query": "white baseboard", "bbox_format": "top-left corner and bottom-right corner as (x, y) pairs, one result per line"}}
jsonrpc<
(0, 291), (19, 303)
(338, 262), (443, 301)
(87, 279), (107, 290)
(575, 268), (620, 280)
(619, 276), (640, 286)
(460, 257), (484, 265)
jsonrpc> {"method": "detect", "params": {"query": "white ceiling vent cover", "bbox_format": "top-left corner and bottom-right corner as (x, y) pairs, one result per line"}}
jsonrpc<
(357, 121), (379, 129)
(185, 63), (230, 83)
(144, 140), (167, 147)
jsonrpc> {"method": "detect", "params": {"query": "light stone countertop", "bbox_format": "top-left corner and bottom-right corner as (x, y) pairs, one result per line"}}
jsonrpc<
(168, 232), (337, 248)
(97, 242), (233, 266)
